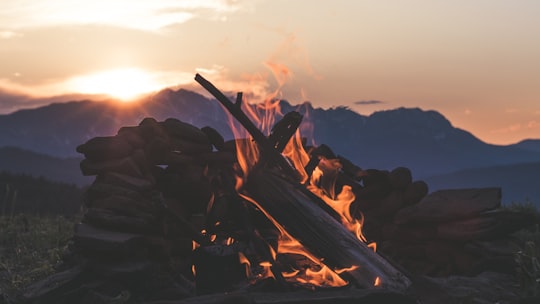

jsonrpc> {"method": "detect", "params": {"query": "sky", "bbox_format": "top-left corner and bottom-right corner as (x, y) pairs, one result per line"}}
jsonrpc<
(0, 0), (539, 145)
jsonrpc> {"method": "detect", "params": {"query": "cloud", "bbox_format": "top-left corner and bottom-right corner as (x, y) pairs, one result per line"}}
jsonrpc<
(527, 120), (539, 129)
(0, 30), (22, 39)
(0, 68), (194, 101)
(353, 100), (384, 105)
(0, 0), (253, 31)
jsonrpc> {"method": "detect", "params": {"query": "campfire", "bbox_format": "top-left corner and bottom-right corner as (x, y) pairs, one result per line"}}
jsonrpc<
(191, 74), (409, 292)
(23, 75), (537, 303)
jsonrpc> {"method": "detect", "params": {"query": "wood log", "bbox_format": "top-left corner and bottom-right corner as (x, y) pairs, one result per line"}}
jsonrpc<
(268, 111), (303, 152)
(195, 73), (299, 180)
(244, 168), (411, 291)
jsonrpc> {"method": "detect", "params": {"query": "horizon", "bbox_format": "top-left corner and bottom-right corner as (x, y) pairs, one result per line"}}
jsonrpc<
(1, 85), (538, 147)
(1, 1), (539, 145)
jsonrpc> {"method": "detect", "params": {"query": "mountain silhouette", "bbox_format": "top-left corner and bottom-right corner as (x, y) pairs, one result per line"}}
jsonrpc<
(0, 146), (90, 187)
(424, 161), (540, 204)
(0, 87), (539, 203)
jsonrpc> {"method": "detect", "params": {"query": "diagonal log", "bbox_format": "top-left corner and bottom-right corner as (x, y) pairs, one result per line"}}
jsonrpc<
(195, 73), (300, 180)
(245, 168), (411, 291)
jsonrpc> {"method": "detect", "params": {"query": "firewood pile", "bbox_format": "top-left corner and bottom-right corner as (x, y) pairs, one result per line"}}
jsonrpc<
(22, 75), (538, 304)
(350, 169), (535, 276)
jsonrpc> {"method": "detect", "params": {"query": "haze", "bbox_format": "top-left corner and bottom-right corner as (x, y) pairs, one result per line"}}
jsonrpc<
(0, 0), (539, 144)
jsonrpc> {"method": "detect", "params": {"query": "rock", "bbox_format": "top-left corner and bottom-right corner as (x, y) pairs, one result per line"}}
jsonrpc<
(139, 117), (169, 141)
(170, 137), (213, 154)
(388, 167), (412, 190)
(395, 188), (501, 224)
(90, 195), (157, 219)
(161, 118), (209, 144)
(117, 126), (147, 148)
(84, 181), (148, 205)
(201, 126), (225, 151)
(436, 215), (498, 241)
(371, 191), (404, 218)
(80, 156), (144, 177)
(383, 223), (437, 240)
(402, 180), (429, 206)
(97, 172), (155, 191)
(76, 136), (134, 161)
(22, 265), (84, 302)
(83, 208), (159, 233)
(423, 272), (520, 303)
(73, 223), (147, 256)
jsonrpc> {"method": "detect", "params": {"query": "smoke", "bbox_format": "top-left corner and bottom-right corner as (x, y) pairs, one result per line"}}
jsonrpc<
(353, 100), (384, 105)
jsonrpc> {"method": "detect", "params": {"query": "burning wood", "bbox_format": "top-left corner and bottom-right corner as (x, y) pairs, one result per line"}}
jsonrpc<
(23, 75), (539, 303)
(195, 73), (411, 291)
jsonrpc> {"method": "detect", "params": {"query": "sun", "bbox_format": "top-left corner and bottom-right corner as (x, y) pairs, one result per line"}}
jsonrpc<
(69, 68), (163, 101)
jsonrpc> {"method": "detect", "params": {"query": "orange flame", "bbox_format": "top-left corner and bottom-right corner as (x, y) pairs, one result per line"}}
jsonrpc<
(308, 161), (376, 251)
(240, 193), (349, 287)
(238, 252), (252, 279)
(227, 62), (372, 288)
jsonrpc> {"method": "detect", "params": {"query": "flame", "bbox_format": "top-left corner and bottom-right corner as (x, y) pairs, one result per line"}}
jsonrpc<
(240, 194), (349, 287)
(192, 240), (199, 251)
(374, 276), (382, 287)
(308, 161), (376, 250)
(225, 63), (373, 288)
(238, 252), (252, 279)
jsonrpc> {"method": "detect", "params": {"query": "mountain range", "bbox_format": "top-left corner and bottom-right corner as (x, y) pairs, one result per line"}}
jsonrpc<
(0, 88), (539, 204)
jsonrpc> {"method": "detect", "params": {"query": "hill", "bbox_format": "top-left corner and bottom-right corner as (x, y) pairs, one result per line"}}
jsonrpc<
(0, 147), (90, 187)
(424, 161), (540, 205)
(0, 171), (84, 215)
(514, 139), (540, 153)
(0, 87), (539, 182)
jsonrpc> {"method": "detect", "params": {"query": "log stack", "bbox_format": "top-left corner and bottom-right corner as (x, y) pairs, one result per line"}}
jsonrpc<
(24, 118), (238, 303)
(345, 167), (537, 277)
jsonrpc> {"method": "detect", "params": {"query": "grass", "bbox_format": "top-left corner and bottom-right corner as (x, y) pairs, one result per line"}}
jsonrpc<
(0, 214), (77, 299)
(0, 202), (539, 301)
(509, 201), (540, 297)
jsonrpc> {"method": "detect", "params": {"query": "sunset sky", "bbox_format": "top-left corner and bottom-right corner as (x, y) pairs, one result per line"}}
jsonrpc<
(1, 0), (539, 145)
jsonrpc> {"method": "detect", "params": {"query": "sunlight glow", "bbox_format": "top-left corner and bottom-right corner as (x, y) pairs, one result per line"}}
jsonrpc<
(68, 68), (163, 101)
(0, 0), (248, 31)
